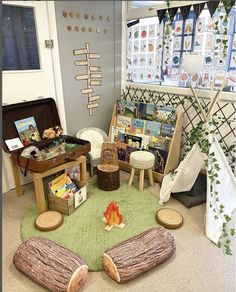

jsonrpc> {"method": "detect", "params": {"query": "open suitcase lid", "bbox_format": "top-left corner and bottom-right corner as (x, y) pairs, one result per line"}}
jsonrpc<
(2, 98), (61, 153)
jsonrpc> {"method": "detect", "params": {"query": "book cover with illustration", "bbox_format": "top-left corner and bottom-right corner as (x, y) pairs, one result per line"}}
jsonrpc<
(136, 133), (150, 149)
(148, 136), (171, 151)
(148, 146), (168, 174)
(161, 123), (175, 138)
(153, 107), (176, 125)
(117, 141), (127, 161)
(137, 102), (147, 119)
(145, 103), (159, 121)
(116, 115), (132, 130)
(130, 118), (145, 134)
(125, 146), (139, 163)
(14, 116), (41, 146)
(144, 121), (161, 137)
(111, 126), (126, 142)
(125, 134), (142, 149)
(117, 100), (138, 117)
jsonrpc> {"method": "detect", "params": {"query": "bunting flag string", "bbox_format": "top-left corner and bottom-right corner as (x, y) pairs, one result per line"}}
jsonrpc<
(156, 1), (235, 23)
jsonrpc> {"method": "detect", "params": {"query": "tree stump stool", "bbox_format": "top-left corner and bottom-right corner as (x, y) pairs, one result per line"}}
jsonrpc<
(129, 151), (155, 191)
(13, 237), (88, 292)
(97, 165), (120, 191)
(103, 227), (176, 283)
(97, 142), (120, 191)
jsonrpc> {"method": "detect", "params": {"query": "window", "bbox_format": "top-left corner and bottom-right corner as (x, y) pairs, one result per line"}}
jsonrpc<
(2, 5), (40, 71)
(126, 6), (236, 92)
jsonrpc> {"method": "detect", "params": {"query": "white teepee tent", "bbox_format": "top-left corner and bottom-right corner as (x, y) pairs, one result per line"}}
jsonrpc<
(159, 86), (236, 245)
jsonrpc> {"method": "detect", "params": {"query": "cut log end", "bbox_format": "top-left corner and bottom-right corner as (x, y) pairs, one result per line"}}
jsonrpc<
(67, 265), (88, 292)
(102, 253), (120, 283)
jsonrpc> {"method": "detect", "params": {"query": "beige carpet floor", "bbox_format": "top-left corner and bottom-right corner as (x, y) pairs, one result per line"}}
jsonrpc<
(2, 171), (236, 292)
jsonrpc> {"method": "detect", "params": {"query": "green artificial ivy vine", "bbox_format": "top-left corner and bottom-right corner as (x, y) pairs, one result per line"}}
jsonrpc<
(163, 0), (172, 54)
(214, 1), (231, 59)
(184, 119), (235, 255)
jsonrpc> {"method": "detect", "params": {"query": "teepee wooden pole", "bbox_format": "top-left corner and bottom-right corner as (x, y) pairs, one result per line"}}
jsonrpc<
(206, 87), (223, 120)
(190, 85), (207, 122)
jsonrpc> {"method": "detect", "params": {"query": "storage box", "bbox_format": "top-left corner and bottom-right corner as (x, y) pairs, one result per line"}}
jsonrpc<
(2, 98), (91, 172)
(48, 180), (88, 215)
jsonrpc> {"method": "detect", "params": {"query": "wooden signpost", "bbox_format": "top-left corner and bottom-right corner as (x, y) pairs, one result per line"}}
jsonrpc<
(73, 43), (102, 116)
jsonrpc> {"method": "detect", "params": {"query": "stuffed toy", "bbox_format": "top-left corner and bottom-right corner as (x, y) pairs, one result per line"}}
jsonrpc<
(42, 126), (63, 139)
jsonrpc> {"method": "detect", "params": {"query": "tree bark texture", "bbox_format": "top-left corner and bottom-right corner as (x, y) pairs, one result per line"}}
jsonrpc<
(97, 165), (120, 191)
(103, 227), (176, 283)
(13, 237), (88, 292)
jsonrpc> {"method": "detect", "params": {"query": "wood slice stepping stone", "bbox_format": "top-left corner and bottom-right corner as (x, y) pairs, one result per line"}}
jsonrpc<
(103, 227), (176, 283)
(156, 208), (183, 229)
(35, 211), (63, 231)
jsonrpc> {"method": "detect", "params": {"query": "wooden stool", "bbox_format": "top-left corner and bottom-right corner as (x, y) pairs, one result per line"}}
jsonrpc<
(128, 151), (155, 191)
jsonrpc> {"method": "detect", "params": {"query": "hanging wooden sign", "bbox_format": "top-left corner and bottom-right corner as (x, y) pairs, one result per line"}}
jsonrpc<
(90, 73), (102, 79)
(74, 60), (88, 66)
(90, 66), (102, 72)
(73, 48), (88, 55)
(87, 103), (99, 109)
(73, 42), (102, 116)
(89, 95), (101, 102)
(75, 74), (89, 80)
(89, 53), (101, 59)
(90, 80), (102, 86)
(81, 88), (93, 94)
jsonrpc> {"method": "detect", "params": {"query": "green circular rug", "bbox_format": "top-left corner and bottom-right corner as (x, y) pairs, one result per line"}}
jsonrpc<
(21, 179), (161, 271)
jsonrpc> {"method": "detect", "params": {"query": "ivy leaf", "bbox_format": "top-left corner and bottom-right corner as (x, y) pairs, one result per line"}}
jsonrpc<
(230, 229), (235, 236)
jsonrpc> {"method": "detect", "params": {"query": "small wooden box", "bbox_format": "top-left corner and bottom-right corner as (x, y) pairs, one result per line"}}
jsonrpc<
(48, 180), (88, 215)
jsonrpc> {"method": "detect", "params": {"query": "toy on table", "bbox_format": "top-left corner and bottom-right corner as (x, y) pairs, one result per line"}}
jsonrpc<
(102, 201), (125, 231)
(42, 125), (63, 139)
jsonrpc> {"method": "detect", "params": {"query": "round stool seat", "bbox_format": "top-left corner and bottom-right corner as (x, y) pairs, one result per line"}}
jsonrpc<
(35, 211), (64, 231)
(155, 208), (183, 229)
(130, 151), (155, 169)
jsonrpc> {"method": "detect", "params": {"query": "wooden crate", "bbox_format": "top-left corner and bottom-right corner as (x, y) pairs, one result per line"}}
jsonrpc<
(109, 104), (184, 183)
(48, 180), (88, 215)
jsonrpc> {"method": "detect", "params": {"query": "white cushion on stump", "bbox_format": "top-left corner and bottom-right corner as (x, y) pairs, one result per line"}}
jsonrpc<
(130, 151), (155, 169)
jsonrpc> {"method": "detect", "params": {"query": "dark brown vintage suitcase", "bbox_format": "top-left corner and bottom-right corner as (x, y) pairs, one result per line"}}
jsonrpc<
(2, 98), (91, 173)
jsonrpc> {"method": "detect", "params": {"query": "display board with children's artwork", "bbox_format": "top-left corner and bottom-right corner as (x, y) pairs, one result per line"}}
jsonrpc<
(109, 100), (184, 182)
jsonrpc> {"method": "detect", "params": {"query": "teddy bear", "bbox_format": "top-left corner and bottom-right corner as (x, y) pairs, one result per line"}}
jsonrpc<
(42, 125), (63, 139)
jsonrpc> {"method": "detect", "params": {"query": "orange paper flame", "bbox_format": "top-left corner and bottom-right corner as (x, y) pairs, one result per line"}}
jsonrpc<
(103, 201), (123, 226)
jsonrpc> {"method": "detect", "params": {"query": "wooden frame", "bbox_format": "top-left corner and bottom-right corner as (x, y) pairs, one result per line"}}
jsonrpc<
(108, 104), (184, 182)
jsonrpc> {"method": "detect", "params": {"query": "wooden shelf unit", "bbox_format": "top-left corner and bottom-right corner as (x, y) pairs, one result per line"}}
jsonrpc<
(109, 104), (184, 182)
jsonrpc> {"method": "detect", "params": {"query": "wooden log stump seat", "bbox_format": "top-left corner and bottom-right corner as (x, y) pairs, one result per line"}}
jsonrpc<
(97, 142), (120, 191)
(102, 227), (176, 283)
(13, 237), (88, 292)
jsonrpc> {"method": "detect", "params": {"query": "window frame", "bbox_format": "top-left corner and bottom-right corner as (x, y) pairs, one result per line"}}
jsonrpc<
(121, 1), (235, 100)
(2, 3), (42, 73)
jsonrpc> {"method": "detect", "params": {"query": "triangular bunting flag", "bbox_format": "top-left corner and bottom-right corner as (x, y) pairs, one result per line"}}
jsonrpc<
(223, 0), (235, 14)
(180, 5), (192, 20)
(193, 3), (205, 19)
(157, 9), (167, 23)
(207, 1), (219, 17)
(168, 7), (178, 23)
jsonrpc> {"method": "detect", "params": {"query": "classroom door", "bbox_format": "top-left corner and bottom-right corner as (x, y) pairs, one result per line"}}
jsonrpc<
(2, 1), (57, 191)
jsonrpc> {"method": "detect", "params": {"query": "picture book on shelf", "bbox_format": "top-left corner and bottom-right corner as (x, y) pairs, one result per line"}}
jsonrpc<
(125, 134), (142, 148)
(138, 102), (147, 119)
(111, 126), (126, 142)
(144, 121), (161, 137)
(145, 103), (158, 120)
(117, 141), (127, 161)
(148, 136), (171, 151)
(161, 124), (175, 138)
(148, 146), (168, 174)
(117, 100), (138, 117)
(14, 116), (41, 146)
(136, 133), (150, 149)
(125, 146), (139, 163)
(130, 118), (145, 134)
(116, 115), (132, 130)
(153, 107), (176, 125)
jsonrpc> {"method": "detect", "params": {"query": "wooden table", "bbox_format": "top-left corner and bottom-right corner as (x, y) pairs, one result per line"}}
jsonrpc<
(12, 155), (87, 214)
